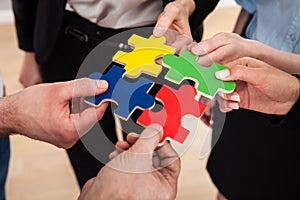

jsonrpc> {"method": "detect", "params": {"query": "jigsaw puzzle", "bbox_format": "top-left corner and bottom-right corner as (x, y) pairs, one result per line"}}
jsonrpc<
(85, 34), (235, 149)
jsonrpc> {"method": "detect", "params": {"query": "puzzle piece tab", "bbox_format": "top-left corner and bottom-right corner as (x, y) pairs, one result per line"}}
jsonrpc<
(85, 65), (155, 120)
(113, 34), (175, 78)
(162, 50), (236, 98)
(137, 84), (207, 144)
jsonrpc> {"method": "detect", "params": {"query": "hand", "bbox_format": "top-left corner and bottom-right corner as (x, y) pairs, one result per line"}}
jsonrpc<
(4, 78), (108, 148)
(215, 57), (300, 115)
(79, 125), (180, 200)
(19, 52), (43, 87)
(154, 0), (195, 38)
(190, 32), (256, 66)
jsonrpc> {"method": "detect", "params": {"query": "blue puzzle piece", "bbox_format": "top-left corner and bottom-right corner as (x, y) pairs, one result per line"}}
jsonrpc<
(85, 65), (155, 120)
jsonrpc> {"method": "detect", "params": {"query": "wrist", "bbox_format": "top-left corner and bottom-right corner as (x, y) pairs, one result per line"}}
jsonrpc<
(290, 75), (300, 111)
(246, 39), (262, 59)
(176, 0), (195, 16)
(0, 95), (19, 136)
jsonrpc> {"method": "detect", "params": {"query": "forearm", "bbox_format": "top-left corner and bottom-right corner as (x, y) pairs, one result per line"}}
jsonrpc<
(251, 41), (300, 74)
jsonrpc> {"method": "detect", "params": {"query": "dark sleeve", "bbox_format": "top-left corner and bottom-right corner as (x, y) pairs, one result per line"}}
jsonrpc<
(270, 97), (300, 132)
(12, 0), (38, 52)
(189, 0), (219, 41)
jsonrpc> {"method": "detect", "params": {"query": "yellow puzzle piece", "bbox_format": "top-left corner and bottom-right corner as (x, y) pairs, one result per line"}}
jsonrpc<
(113, 34), (176, 78)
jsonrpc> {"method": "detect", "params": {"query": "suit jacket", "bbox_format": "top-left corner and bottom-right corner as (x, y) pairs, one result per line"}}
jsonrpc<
(13, 0), (219, 65)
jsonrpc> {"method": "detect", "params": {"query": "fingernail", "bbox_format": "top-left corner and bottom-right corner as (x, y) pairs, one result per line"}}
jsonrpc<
(191, 44), (204, 55)
(215, 69), (230, 79)
(153, 27), (165, 37)
(96, 80), (108, 89)
(229, 103), (239, 110)
(230, 94), (240, 102)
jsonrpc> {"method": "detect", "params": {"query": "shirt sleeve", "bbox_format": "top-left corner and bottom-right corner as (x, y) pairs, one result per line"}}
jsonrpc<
(12, 0), (38, 52)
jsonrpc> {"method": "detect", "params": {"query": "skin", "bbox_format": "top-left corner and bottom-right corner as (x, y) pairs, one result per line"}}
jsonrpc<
(154, 0), (195, 38)
(19, 52), (42, 88)
(78, 124), (180, 200)
(0, 78), (108, 149)
(215, 57), (300, 115)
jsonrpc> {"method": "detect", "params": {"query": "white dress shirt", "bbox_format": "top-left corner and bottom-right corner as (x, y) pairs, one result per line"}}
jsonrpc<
(68, 0), (163, 29)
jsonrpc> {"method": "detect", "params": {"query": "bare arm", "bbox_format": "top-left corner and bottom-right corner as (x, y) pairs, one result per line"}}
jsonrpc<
(191, 32), (300, 74)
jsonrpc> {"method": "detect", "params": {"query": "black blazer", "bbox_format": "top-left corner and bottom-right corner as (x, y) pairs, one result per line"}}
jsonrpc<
(13, 0), (219, 65)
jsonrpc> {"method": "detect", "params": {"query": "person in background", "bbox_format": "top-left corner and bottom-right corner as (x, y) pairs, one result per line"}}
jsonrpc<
(191, 0), (300, 199)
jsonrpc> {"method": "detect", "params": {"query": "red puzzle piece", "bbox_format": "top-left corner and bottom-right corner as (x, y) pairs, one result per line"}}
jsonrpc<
(137, 84), (207, 144)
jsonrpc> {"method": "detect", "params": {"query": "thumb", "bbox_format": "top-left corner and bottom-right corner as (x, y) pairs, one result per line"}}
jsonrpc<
(64, 78), (108, 99)
(129, 124), (163, 154)
(153, 12), (174, 37)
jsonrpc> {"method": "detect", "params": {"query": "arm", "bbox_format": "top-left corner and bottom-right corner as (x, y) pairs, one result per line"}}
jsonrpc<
(191, 32), (300, 74)
(12, 0), (43, 87)
(0, 78), (108, 149)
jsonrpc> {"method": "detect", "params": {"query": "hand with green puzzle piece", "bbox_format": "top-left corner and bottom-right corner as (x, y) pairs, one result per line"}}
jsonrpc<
(215, 57), (300, 115)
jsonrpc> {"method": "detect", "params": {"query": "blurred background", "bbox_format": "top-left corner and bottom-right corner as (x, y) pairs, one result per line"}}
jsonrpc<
(0, 0), (240, 199)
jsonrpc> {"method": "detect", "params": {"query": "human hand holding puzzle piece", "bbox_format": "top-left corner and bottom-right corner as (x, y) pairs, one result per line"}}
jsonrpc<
(85, 34), (235, 148)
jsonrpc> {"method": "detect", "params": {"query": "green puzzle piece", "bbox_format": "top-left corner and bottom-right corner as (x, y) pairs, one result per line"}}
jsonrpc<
(162, 50), (236, 98)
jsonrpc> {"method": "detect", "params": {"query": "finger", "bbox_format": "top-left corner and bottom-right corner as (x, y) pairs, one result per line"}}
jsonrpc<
(129, 124), (163, 154)
(191, 32), (228, 56)
(115, 141), (131, 152)
(215, 64), (260, 85)
(157, 142), (181, 179)
(126, 132), (140, 145)
(217, 92), (240, 102)
(109, 150), (119, 160)
(64, 78), (108, 99)
(216, 94), (238, 112)
(154, 6), (177, 37)
(71, 102), (108, 137)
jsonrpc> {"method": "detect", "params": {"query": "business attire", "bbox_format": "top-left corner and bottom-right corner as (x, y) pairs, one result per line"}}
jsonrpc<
(0, 73), (10, 200)
(13, 0), (218, 188)
(207, 0), (300, 199)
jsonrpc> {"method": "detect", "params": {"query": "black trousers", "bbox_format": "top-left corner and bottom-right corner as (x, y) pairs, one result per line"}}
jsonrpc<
(40, 11), (139, 188)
